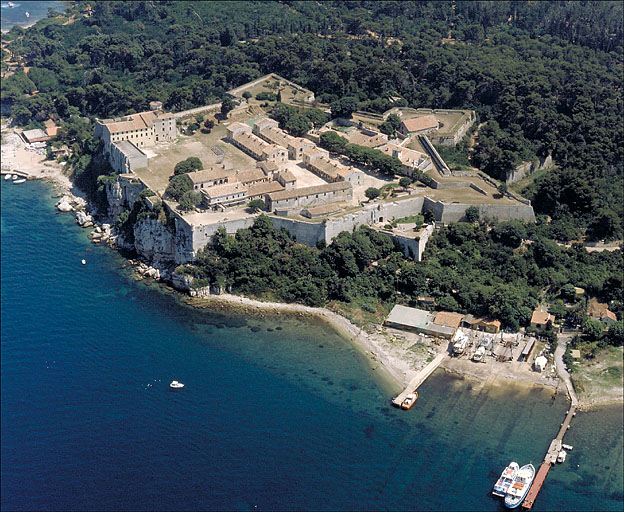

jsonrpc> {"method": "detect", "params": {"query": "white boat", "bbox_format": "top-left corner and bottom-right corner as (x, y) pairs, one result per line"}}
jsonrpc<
(25, 11), (29, 18)
(81, 259), (86, 265)
(473, 345), (486, 362)
(562, 444), (573, 451)
(453, 333), (468, 355)
(170, 380), (184, 389)
(4, 174), (13, 180)
(504, 463), (535, 509)
(8, 2), (15, 8)
(13, 178), (26, 184)
(492, 461), (519, 497)
(557, 450), (567, 463)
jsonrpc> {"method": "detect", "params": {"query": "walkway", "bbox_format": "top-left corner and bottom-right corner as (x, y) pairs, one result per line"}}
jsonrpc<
(392, 353), (447, 407)
(554, 334), (578, 406)
(173, 102), (221, 119)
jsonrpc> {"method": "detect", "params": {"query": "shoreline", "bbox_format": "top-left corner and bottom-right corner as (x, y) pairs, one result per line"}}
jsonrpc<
(2, 126), (621, 411)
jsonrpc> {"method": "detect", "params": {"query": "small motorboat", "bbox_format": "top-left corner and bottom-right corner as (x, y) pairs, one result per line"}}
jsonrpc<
(4, 174), (13, 180)
(25, 11), (30, 18)
(401, 392), (418, 409)
(557, 450), (567, 463)
(81, 259), (86, 265)
(13, 178), (26, 184)
(562, 444), (573, 451)
(8, 2), (15, 8)
(170, 380), (184, 389)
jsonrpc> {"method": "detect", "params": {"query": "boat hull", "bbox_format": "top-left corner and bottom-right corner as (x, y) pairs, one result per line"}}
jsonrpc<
(504, 464), (535, 509)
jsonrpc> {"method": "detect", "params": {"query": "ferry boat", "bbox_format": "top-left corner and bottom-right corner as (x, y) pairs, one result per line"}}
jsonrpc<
(400, 392), (418, 409)
(504, 463), (535, 509)
(169, 380), (184, 389)
(492, 461), (519, 497)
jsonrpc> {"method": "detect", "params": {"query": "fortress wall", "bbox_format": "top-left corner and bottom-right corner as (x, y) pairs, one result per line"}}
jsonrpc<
(270, 217), (327, 246)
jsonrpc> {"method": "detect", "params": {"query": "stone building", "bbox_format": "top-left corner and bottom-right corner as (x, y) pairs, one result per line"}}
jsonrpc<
(187, 167), (231, 190)
(399, 114), (439, 137)
(266, 181), (352, 211)
(287, 137), (316, 160)
(377, 143), (432, 174)
(95, 109), (176, 154)
(200, 183), (248, 207)
(108, 140), (148, 175)
(276, 170), (297, 189)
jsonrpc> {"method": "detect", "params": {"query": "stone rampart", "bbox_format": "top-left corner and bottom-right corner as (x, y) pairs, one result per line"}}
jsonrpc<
(423, 197), (535, 223)
(270, 217), (327, 246)
(506, 154), (553, 184)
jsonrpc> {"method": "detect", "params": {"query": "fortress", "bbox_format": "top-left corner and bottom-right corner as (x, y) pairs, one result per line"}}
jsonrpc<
(96, 75), (535, 266)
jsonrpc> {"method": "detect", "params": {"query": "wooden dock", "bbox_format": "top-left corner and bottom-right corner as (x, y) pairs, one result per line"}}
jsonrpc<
(392, 353), (447, 407)
(522, 405), (577, 509)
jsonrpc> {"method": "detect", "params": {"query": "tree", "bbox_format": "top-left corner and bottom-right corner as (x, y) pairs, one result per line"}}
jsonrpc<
(365, 187), (380, 201)
(582, 318), (604, 341)
(588, 209), (623, 241)
(248, 199), (265, 212)
(319, 131), (348, 153)
(284, 114), (312, 137)
(399, 177), (412, 190)
(221, 96), (235, 116)
(606, 321), (624, 346)
(379, 113), (401, 136)
(174, 157), (203, 175)
(165, 174), (192, 200)
(303, 108), (329, 128)
(330, 96), (359, 119)
(178, 190), (202, 211)
(203, 118), (214, 132)
(423, 208), (436, 224)
(465, 206), (480, 223)
(242, 91), (251, 100)
(497, 182), (508, 196)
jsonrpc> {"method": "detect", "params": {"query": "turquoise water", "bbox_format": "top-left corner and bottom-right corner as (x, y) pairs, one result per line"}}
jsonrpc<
(1, 1), (67, 32)
(1, 180), (623, 511)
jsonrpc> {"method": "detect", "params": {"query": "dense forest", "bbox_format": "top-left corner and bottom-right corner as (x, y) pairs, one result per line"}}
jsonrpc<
(1, 0), (622, 234)
(174, 214), (623, 343)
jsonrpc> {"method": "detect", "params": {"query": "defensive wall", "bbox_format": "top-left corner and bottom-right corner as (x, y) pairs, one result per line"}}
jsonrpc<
(506, 154), (554, 184)
(422, 197), (536, 223)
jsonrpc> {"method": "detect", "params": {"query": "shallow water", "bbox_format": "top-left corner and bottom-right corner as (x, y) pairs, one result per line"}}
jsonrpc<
(0, 1), (67, 32)
(1, 180), (622, 511)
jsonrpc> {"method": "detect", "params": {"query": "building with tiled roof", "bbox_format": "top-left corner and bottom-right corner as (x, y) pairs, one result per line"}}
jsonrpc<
(95, 108), (176, 154)
(187, 168), (232, 190)
(266, 181), (352, 211)
(287, 138), (316, 160)
(377, 143), (432, 174)
(200, 182), (248, 207)
(588, 300), (618, 324)
(433, 311), (464, 330)
(399, 114), (439, 136)
(347, 129), (388, 148)
(530, 308), (555, 329)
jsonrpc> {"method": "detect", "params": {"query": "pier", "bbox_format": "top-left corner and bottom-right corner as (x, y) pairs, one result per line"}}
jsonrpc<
(392, 353), (447, 407)
(522, 334), (578, 509)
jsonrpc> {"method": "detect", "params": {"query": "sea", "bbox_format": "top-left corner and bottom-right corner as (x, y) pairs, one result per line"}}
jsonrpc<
(1, 179), (623, 511)
(0, 1), (67, 33)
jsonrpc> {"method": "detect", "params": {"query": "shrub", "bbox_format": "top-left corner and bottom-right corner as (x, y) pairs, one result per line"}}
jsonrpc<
(178, 190), (202, 211)
(365, 187), (380, 201)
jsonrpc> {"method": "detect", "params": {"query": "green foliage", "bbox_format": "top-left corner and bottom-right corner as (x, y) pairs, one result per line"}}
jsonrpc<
(330, 96), (359, 119)
(165, 174), (192, 201)
(583, 318), (605, 341)
(174, 157), (203, 176)
(221, 96), (235, 116)
(178, 190), (202, 211)
(303, 108), (329, 128)
(284, 114), (312, 137)
(399, 177), (412, 189)
(606, 321), (624, 346)
(380, 114), (401, 136)
(256, 91), (277, 101)
(365, 187), (380, 201)
(465, 206), (480, 223)
(248, 199), (266, 211)
(242, 91), (252, 99)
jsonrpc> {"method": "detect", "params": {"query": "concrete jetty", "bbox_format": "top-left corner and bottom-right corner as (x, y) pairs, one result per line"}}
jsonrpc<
(392, 353), (447, 407)
(522, 333), (578, 509)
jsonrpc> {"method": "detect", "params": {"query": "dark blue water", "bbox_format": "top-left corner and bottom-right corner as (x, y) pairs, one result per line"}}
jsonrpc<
(2, 180), (623, 511)
(1, 1), (67, 32)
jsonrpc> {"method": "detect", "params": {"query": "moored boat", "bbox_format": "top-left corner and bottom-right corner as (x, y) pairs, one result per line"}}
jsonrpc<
(170, 380), (184, 389)
(492, 461), (519, 497)
(25, 11), (29, 18)
(504, 463), (535, 509)
(13, 178), (26, 184)
(557, 450), (567, 463)
(400, 392), (418, 409)
(4, 174), (13, 180)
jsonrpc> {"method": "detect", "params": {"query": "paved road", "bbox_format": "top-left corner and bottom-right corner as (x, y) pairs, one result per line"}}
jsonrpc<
(554, 333), (578, 406)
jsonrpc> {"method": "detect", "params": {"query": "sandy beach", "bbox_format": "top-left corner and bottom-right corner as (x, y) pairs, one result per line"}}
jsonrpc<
(1, 126), (79, 195)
